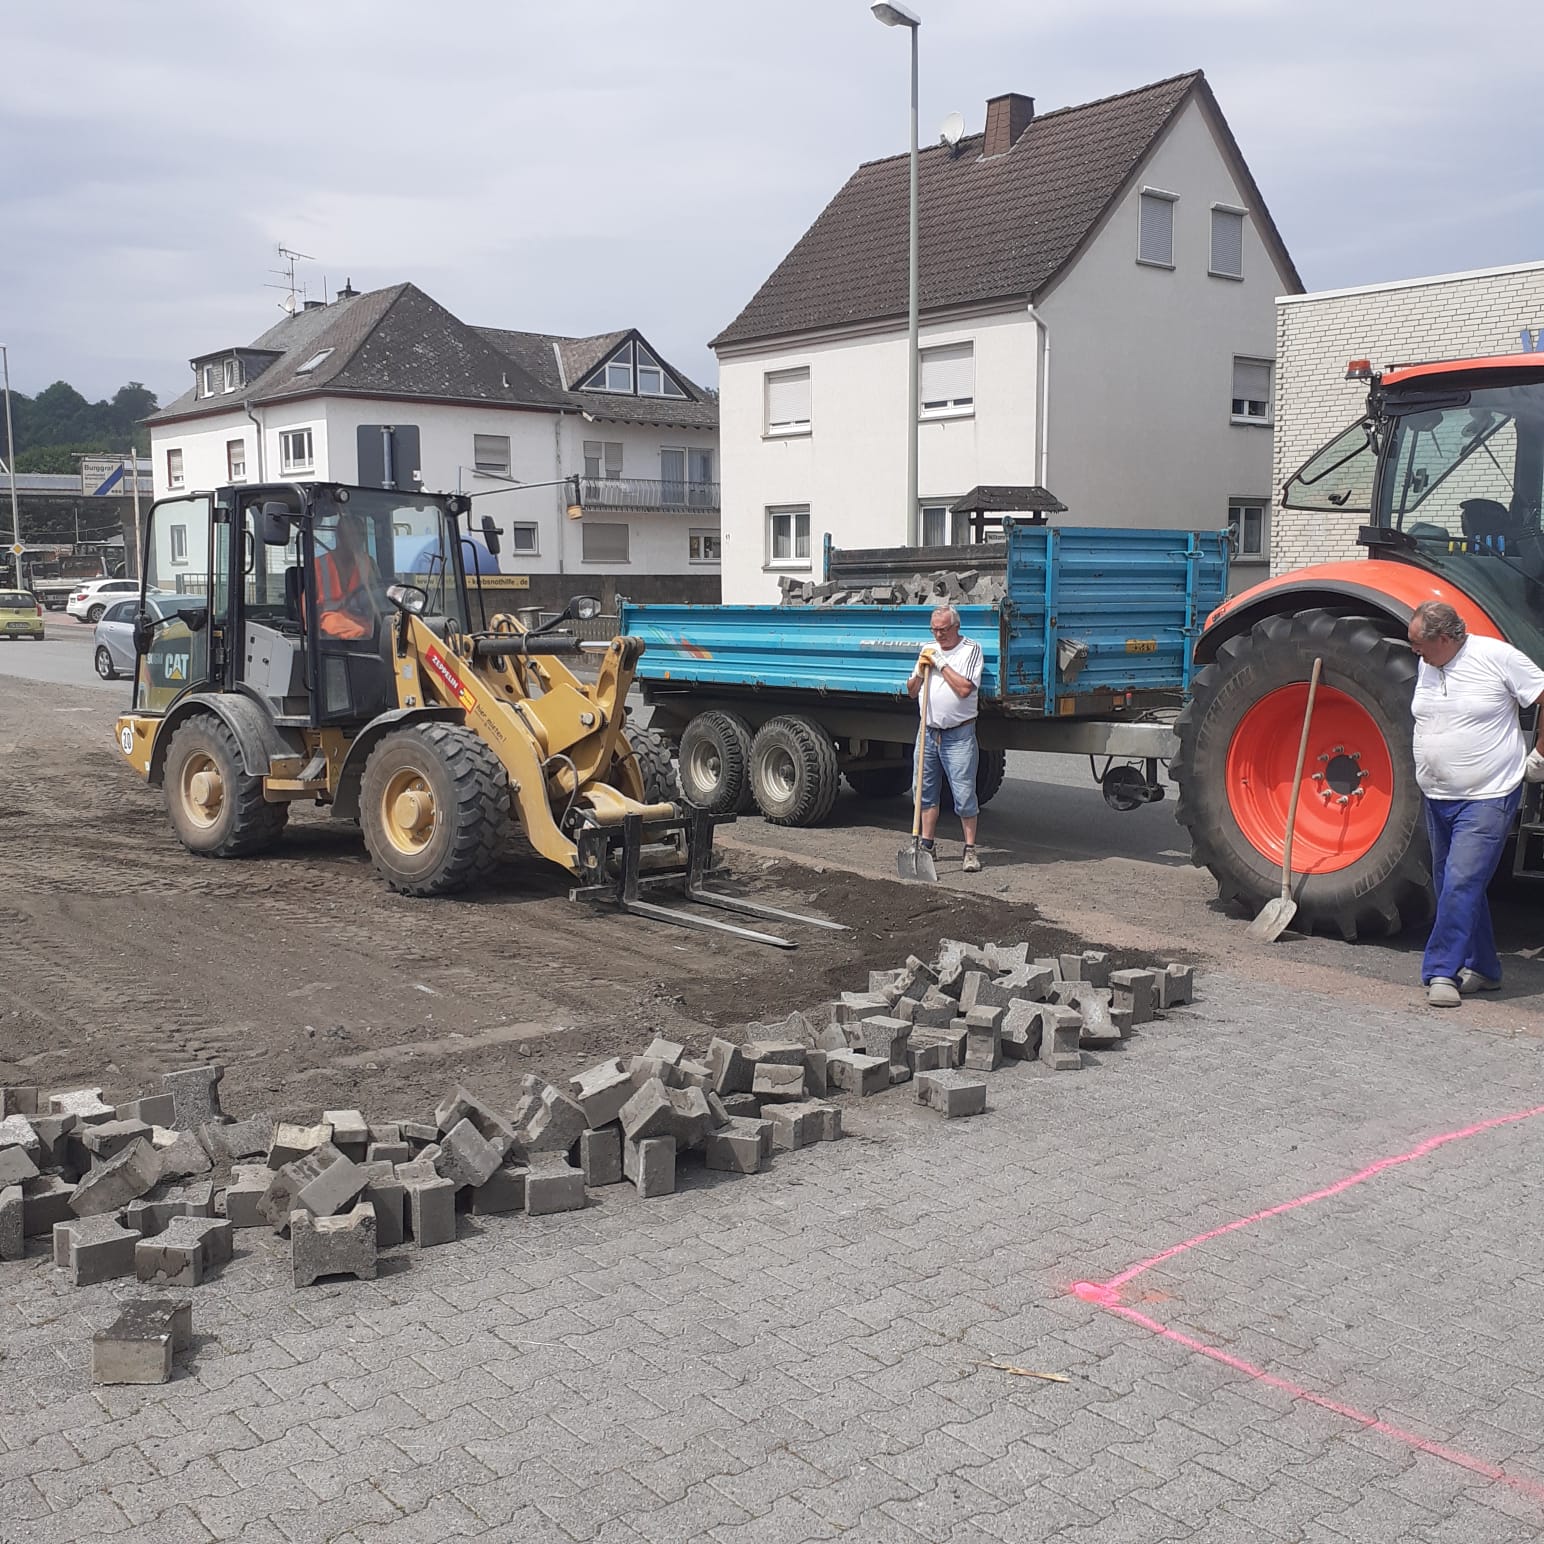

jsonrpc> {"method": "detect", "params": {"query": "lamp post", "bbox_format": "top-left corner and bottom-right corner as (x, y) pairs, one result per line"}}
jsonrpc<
(1, 345), (20, 582)
(872, 1), (921, 546)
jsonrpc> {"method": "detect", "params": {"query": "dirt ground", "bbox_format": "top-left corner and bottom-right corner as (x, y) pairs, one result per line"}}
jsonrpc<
(0, 677), (1169, 1125)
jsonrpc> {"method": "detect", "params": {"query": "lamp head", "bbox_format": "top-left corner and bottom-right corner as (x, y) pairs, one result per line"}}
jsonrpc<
(872, 1), (920, 25)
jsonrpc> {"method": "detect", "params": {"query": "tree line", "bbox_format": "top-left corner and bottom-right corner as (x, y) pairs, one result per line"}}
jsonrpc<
(2, 380), (160, 474)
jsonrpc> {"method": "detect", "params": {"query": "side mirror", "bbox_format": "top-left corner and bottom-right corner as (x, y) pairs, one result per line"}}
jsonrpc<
(480, 515), (502, 557)
(132, 614), (154, 656)
(181, 607), (209, 633)
(259, 501), (292, 546)
(386, 583), (429, 615)
(567, 594), (601, 622)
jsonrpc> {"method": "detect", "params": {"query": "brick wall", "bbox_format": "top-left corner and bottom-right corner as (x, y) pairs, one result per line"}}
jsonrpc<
(1272, 262), (1544, 575)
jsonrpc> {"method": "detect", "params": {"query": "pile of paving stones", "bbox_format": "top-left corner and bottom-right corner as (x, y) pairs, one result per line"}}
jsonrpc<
(778, 570), (1008, 608)
(0, 940), (1194, 1315)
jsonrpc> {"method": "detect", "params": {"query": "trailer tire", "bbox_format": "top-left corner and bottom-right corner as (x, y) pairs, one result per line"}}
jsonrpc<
(360, 723), (510, 896)
(163, 714), (288, 858)
(1173, 608), (1431, 941)
(678, 709), (754, 813)
(750, 714), (840, 826)
(844, 763), (912, 800)
(938, 745), (1008, 813)
(627, 727), (676, 804)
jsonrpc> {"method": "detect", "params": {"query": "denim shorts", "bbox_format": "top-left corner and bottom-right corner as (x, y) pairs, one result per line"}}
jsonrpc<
(918, 722), (979, 817)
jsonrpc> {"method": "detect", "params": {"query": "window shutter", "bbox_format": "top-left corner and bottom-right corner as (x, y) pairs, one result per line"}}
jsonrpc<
(1232, 359), (1271, 404)
(473, 433), (511, 474)
(1210, 208), (1244, 277)
(766, 369), (811, 428)
(582, 522), (630, 563)
(919, 343), (973, 406)
(1139, 193), (1174, 265)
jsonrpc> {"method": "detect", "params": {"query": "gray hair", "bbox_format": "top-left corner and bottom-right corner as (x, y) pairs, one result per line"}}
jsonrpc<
(930, 605), (960, 629)
(1411, 601), (1467, 642)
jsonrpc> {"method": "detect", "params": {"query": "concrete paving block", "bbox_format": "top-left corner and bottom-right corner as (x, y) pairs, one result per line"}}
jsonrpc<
(836, 991), (892, 1023)
(751, 1063), (805, 1102)
(627, 1054), (686, 1092)
(49, 1088), (115, 1124)
(368, 1122), (402, 1146)
(815, 1020), (854, 1051)
(1110, 969), (1161, 1025)
(82, 1118), (152, 1164)
(1033, 957), (1064, 982)
(917, 1070), (988, 1119)
(0, 1145), (40, 1189)
(366, 1141), (412, 1165)
(578, 1127), (623, 1188)
(1078, 950), (1112, 988)
(703, 1122), (761, 1174)
(223, 1173), (270, 1230)
(56, 1215), (139, 1284)
(470, 1164), (526, 1217)
(400, 1119), (440, 1146)
(170, 1214), (233, 1265)
(22, 1174), (76, 1237)
(985, 941), (1031, 971)
(525, 1156), (586, 1216)
(257, 1142), (346, 1230)
(268, 1122), (332, 1168)
(867, 966), (910, 1003)
(888, 1065), (913, 1086)
(857, 1016), (911, 1068)
(70, 1138), (160, 1216)
(719, 1093), (762, 1119)
(115, 1093), (176, 1127)
(1001, 1001), (1043, 1062)
(826, 1051), (889, 1096)
(1073, 988), (1121, 1048)
(125, 1179), (215, 1237)
(0, 1114), (42, 1162)
(762, 1103), (817, 1152)
(0, 1184), (22, 1261)
(898, 957), (939, 1001)
(740, 1041), (805, 1066)
(1, 1087), (39, 1117)
(803, 1050), (829, 1098)
(746, 1010), (818, 1047)
(906, 1032), (955, 1075)
(1041, 1006), (1084, 1071)
(705, 1090), (730, 1128)
(515, 1076), (589, 1155)
(911, 993), (957, 1030)
(676, 1058), (713, 1089)
(92, 1300), (191, 1385)
(361, 1175), (406, 1245)
(27, 1114), (76, 1170)
(664, 1086), (718, 1149)
(155, 1127), (214, 1181)
(135, 1216), (231, 1286)
(162, 1064), (224, 1130)
(623, 1136), (675, 1198)
(620, 1080), (674, 1144)
(959, 972), (1013, 1014)
(1160, 963), (1195, 1007)
(435, 1118), (502, 1189)
(295, 1148), (368, 1218)
(642, 1037), (686, 1066)
(570, 1059), (635, 1129)
(200, 1113), (275, 1165)
(997, 965), (1055, 1001)
(292, 1203), (377, 1287)
(323, 1109), (369, 1151)
(806, 1102), (842, 1142)
(404, 1175), (457, 1247)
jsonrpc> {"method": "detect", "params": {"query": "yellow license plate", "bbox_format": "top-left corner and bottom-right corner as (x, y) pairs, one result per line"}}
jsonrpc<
(1125, 638), (1157, 654)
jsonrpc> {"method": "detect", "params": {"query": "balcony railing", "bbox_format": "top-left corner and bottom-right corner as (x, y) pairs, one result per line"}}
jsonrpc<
(579, 476), (720, 513)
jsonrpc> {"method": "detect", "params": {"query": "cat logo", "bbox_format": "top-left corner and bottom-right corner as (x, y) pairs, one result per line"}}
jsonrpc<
(161, 652), (189, 682)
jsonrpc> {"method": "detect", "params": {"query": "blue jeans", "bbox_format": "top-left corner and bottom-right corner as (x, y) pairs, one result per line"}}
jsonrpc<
(919, 722), (979, 818)
(1421, 787), (1520, 985)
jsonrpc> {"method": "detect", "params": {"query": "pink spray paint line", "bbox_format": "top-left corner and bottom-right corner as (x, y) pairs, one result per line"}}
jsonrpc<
(1070, 1103), (1544, 1502)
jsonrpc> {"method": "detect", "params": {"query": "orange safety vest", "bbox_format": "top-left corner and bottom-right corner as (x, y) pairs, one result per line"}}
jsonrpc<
(314, 547), (377, 639)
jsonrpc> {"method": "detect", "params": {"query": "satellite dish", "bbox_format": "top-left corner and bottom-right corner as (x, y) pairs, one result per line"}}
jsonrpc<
(939, 111), (965, 148)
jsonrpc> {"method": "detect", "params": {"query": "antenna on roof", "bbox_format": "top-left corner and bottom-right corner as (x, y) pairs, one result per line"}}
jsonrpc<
(264, 244), (315, 314)
(939, 111), (965, 152)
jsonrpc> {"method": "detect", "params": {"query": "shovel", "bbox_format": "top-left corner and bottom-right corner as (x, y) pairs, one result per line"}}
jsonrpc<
(1247, 656), (1322, 942)
(898, 664), (938, 882)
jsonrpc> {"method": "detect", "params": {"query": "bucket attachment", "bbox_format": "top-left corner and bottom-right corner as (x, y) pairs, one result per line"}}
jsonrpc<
(569, 806), (846, 948)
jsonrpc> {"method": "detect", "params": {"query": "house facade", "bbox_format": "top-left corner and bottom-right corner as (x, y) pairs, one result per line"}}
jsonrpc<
(712, 73), (1300, 602)
(1272, 260), (1544, 576)
(146, 284), (720, 610)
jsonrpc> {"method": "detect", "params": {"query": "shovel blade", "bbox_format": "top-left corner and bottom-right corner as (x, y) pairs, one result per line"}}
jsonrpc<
(897, 843), (938, 883)
(1246, 895), (1297, 942)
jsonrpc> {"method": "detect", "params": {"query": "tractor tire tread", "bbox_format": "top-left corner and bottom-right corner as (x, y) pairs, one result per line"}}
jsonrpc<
(751, 714), (840, 827)
(164, 715), (288, 859)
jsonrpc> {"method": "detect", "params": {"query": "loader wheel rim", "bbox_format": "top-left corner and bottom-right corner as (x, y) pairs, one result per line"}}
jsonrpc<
(1225, 683), (1393, 875)
(382, 770), (438, 853)
(180, 753), (225, 830)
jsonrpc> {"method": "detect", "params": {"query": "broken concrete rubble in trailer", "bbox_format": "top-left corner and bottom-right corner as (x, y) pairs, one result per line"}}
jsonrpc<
(779, 569), (1009, 608)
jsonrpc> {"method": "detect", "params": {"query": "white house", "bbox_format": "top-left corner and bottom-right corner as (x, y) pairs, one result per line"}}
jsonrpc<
(711, 72), (1301, 602)
(1272, 260), (1544, 577)
(146, 283), (720, 609)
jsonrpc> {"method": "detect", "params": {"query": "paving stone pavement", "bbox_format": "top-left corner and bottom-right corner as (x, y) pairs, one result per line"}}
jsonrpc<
(3, 973), (1543, 1543)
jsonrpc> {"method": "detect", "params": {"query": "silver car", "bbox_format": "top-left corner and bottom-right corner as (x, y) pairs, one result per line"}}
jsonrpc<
(93, 594), (204, 680)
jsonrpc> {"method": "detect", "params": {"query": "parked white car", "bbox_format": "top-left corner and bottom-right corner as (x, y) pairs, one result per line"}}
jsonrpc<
(67, 577), (151, 624)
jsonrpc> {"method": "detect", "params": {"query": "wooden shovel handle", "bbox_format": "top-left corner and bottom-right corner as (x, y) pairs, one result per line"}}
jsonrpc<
(1280, 658), (1323, 897)
(912, 666), (930, 839)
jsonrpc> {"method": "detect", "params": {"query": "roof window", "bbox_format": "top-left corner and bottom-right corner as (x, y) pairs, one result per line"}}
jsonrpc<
(295, 348), (334, 375)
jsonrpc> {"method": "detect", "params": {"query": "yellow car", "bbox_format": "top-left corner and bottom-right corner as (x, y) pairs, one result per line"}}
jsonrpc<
(0, 589), (44, 641)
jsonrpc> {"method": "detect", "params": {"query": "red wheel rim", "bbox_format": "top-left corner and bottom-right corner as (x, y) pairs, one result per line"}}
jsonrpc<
(1225, 683), (1394, 874)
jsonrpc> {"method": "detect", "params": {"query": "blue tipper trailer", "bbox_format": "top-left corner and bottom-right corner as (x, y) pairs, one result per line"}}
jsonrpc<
(620, 519), (1229, 826)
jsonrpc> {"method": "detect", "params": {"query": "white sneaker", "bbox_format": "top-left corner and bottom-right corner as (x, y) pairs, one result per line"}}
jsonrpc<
(961, 846), (982, 873)
(1426, 978), (1461, 1008)
(1457, 969), (1501, 995)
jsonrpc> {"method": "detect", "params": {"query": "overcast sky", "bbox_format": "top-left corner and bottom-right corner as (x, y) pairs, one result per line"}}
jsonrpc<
(3, 0), (1541, 405)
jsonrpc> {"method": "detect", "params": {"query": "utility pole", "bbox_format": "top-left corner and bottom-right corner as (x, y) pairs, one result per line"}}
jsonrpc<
(2, 344), (20, 585)
(130, 447), (142, 582)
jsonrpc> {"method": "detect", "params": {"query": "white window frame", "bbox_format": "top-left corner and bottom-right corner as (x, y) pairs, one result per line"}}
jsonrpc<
(166, 447), (185, 490)
(280, 427), (314, 474)
(1209, 204), (1246, 281)
(583, 440), (623, 480)
(1229, 499), (1268, 561)
(198, 364), (216, 399)
(473, 433), (512, 477)
(1231, 357), (1273, 426)
(689, 528), (721, 564)
(169, 523), (188, 563)
(580, 521), (630, 564)
(1137, 187), (1178, 269)
(226, 438), (246, 482)
(222, 358), (243, 392)
(295, 348), (333, 376)
(766, 504), (811, 571)
(764, 367), (812, 436)
(920, 502), (966, 547)
(918, 343), (974, 420)
(509, 522), (539, 556)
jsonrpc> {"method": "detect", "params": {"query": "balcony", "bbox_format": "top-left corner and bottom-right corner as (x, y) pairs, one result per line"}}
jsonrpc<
(579, 476), (720, 513)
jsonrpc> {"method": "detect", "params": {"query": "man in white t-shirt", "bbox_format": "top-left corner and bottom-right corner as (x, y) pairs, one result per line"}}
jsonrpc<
(906, 606), (986, 872)
(1408, 600), (1544, 1007)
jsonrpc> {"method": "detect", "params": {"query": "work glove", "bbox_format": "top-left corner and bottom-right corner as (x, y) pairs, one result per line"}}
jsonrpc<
(916, 644), (941, 673)
(1526, 749), (1544, 783)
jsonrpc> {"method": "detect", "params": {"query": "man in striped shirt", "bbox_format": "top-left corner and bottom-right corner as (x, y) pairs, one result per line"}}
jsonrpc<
(907, 605), (986, 872)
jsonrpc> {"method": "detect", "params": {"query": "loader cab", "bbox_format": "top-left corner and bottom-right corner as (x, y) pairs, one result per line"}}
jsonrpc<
(131, 481), (473, 728)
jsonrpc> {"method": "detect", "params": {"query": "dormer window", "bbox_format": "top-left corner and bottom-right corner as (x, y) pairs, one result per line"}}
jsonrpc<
(295, 348), (334, 375)
(199, 363), (217, 398)
(580, 338), (691, 399)
(223, 358), (243, 392)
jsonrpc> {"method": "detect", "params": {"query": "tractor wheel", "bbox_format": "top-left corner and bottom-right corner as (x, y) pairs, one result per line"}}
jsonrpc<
(939, 745), (1008, 813)
(360, 723), (511, 896)
(163, 714), (288, 858)
(678, 709), (754, 813)
(627, 727), (676, 804)
(843, 763), (913, 799)
(1172, 608), (1431, 941)
(749, 714), (840, 826)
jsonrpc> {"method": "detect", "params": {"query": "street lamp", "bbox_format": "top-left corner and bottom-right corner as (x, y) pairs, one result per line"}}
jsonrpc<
(872, 1), (921, 546)
(1, 345), (20, 582)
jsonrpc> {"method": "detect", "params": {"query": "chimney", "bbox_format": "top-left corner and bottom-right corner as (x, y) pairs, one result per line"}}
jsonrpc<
(983, 93), (1034, 157)
(303, 299), (326, 311)
(337, 278), (359, 300)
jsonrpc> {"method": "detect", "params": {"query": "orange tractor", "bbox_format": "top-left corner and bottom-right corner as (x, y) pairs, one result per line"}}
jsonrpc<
(1174, 350), (1544, 938)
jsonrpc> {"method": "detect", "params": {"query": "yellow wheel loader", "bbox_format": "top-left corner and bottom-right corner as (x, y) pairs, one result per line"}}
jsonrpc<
(113, 480), (841, 947)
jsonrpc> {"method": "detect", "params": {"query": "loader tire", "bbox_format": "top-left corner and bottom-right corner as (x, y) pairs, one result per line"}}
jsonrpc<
(750, 714), (839, 826)
(843, 763), (912, 799)
(1172, 608), (1431, 941)
(163, 714), (288, 858)
(360, 723), (511, 897)
(678, 709), (753, 813)
(627, 727), (676, 804)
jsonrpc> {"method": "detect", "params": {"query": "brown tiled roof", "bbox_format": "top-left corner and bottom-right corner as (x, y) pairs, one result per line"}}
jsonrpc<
(712, 71), (1300, 350)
